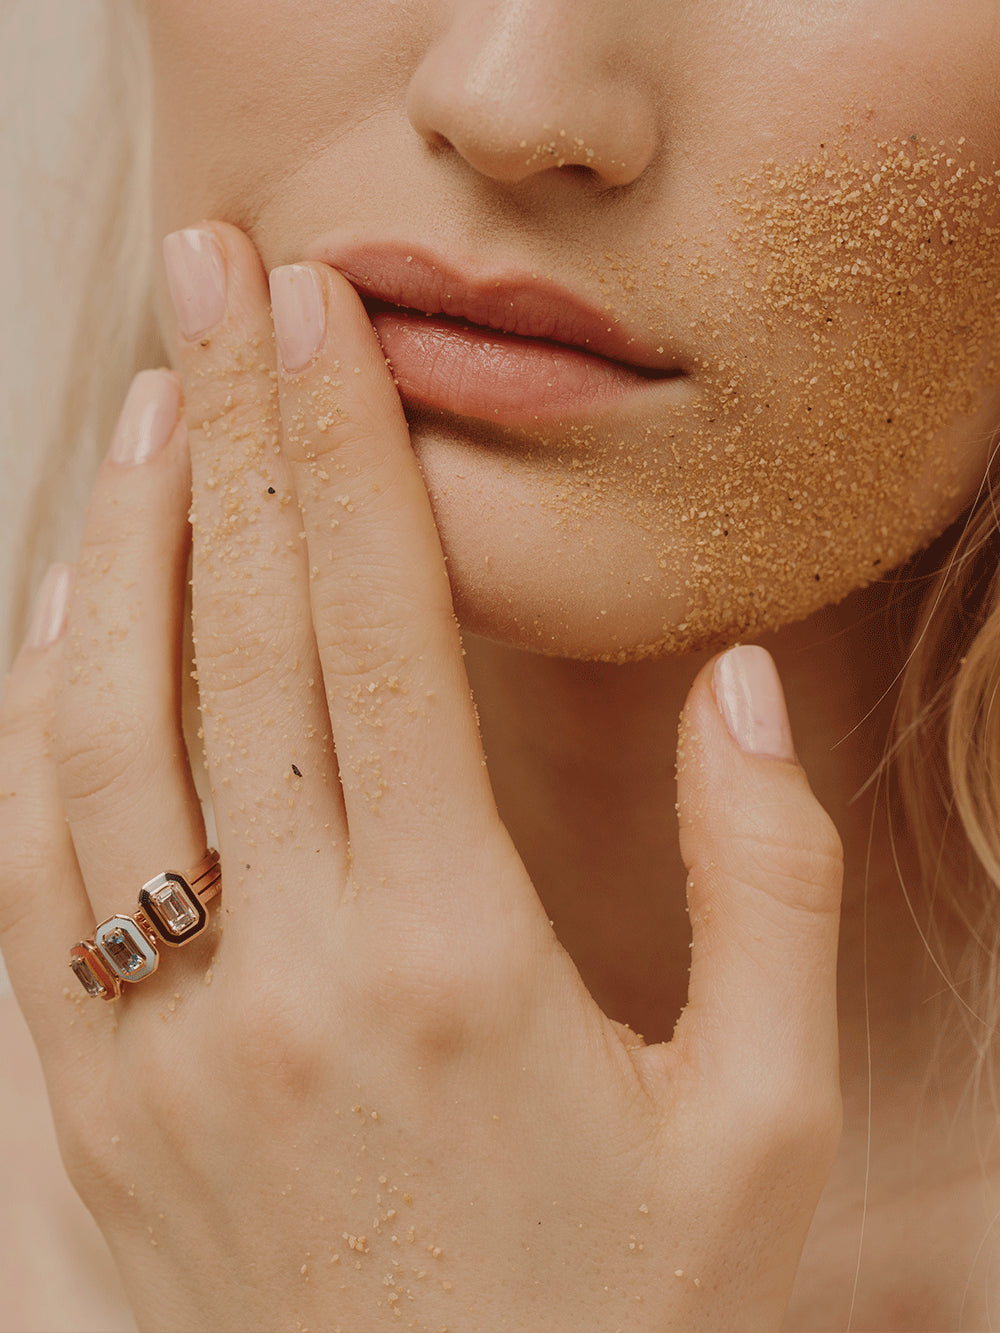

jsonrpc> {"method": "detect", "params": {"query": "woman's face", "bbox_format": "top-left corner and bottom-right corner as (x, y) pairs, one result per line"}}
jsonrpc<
(144, 1), (1000, 661)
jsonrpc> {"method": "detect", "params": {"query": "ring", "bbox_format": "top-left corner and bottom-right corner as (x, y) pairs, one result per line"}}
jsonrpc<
(68, 849), (221, 1000)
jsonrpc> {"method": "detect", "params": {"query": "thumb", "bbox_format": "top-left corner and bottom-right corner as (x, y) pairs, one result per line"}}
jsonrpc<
(673, 644), (844, 1100)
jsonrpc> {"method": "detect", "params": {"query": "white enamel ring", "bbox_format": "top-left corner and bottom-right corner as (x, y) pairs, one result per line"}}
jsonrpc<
(68, 849), (221, 1000)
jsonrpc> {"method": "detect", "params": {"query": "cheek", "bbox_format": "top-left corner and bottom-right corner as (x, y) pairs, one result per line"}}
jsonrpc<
(481, 126), (1000, 666)
(145, 0), (414, 234)
(523, 14), (1000, 661)
(624, 130), (1000, 658)
(732, 130), (999, 593)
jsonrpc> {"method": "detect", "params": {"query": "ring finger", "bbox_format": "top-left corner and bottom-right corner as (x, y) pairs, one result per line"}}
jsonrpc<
(55, 370), (207, 940)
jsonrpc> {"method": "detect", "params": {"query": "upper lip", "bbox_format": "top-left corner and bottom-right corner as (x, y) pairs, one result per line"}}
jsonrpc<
(305, 240), (684, 375)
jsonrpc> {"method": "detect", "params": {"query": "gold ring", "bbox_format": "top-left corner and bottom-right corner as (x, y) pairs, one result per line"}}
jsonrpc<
(68, 849), (221, 1000)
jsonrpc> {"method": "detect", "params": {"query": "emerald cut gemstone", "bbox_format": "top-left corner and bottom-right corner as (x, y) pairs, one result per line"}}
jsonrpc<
(139, 872), (206, 944)
(104, 929), (143, 973)
(151, 882), (198, 933)
(69, 942), (118, 999)
(70, 955), (105, 996)
(94, 916), (158, 982)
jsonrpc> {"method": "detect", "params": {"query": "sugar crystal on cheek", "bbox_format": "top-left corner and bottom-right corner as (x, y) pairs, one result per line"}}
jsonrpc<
(587, 126), (1000, 662)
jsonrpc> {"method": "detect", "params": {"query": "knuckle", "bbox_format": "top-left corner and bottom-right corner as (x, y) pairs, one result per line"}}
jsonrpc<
(724, 799), (844, 916)
(314, 597), (432, 686)
(215, 984), (326, 1115)
(194, 593), (307, 706)
(294, 412), (384, 467)
(186, 386), (280, 540)
(0, 658), (56, 750)
(346, 957), (479, 1061)
(0, 819), (54, 933)
(187, 378), (276, 471)
(342, 906), (523, 1063)
(76, 504), (144, 568)
(0, 696), (40, 761)
(55, 711), (153, 811)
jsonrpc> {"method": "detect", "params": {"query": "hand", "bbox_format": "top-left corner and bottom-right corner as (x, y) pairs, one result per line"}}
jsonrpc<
(0, 222), (844, 1333)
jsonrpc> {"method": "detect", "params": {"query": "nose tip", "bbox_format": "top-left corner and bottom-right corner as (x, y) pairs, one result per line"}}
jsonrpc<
(405, 8), (660, 192)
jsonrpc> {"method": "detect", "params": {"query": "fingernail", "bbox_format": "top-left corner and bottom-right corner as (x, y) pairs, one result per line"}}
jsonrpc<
(269, 265), (326, 373)
(108, 370), (181, 466)
(713, 645), (797, 761)
(163, 227), (228, 341)
(25, 564), (74, 650)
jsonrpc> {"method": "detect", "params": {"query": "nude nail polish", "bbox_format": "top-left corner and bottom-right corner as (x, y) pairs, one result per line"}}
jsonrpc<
(713, 644), (797, 761)
(25, 564), (74, 650)
(269, 265), (326, 373)
(163, 228), (228, 341)
(108, 370), (181, 466)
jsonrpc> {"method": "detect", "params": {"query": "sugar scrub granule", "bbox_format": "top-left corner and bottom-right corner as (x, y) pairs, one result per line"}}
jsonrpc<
(659, 129), (1000, 655)
(573, 129), (1000, 663)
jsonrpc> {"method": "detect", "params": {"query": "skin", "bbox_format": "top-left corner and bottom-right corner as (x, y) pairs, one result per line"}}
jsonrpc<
(0, 1), (999, 1329)
(145, 0), (1000, 661)
(0, 240), (847, 1333)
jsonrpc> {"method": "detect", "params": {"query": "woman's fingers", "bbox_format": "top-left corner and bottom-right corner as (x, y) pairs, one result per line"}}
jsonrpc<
(162, 225), (349, 915)
(0, 566), (112, 1058)
(668, 645), (844, 1123)
(269, 263), (498, 874)
(53, 372), (207, 924)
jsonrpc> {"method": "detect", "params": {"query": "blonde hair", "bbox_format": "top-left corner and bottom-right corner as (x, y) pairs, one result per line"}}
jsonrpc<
(1, 0), (162, 662)
(892, 482), (1000, 1077)
(4, 2), (1000, 1063)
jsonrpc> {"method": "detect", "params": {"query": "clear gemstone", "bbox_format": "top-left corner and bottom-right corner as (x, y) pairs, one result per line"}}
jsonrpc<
(150, 882), (198, 934)
(94, 917), (157, 981)
(103, 927), (145, 975)
(70, 956), (104, 996)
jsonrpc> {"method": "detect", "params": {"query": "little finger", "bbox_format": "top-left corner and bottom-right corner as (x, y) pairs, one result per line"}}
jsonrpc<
(0, 566), (113, 1059)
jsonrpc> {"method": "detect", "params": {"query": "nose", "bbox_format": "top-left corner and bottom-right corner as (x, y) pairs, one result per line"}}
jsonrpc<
(406, 0), (660, 189)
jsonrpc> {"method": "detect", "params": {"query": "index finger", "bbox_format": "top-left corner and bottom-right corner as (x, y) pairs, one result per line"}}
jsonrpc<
(269, 262), (497, 865)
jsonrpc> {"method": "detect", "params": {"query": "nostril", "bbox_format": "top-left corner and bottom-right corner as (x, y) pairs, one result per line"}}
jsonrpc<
(561, 163), (597, 182)
(421, 128), (451, 154)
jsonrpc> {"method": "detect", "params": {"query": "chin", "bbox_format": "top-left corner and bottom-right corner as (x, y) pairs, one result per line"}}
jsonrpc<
(406, 414), (953, 666)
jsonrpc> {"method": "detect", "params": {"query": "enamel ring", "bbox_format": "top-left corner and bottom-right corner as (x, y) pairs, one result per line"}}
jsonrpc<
(68, 849), (221, 1000)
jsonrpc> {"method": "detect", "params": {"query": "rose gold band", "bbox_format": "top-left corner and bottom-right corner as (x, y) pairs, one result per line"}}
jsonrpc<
(69, 849), (221, 1001)
(178, 848), (223, 908)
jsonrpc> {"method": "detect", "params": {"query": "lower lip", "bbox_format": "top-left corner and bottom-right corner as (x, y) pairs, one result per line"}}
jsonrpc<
(369, 311), (677, 426)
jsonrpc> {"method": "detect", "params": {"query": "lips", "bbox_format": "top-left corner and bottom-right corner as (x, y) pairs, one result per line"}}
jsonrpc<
(305, 242), (685, 426)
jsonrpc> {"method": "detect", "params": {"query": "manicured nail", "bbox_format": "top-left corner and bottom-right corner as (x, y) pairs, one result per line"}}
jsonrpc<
(269, 265), (326, 373)
(25, 564), (74, 650)
(108, 370), (181, 466)
(713, 645), (797, 761)
(162, 228), (227, 341)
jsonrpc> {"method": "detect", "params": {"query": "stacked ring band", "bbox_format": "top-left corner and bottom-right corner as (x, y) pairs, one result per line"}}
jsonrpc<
(69, 849), (222, 1000)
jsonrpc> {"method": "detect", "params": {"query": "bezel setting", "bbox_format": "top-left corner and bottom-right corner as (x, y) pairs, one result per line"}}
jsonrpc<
(69, 941), (121, 1000)
(66, 849), (220, 1000)
(94, 915), (159, 983)
(138, 871), (208, 945)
